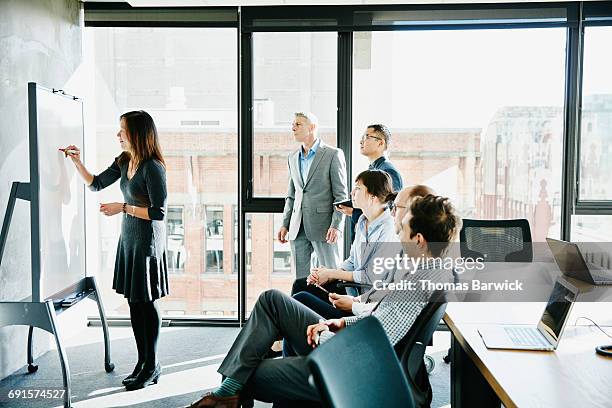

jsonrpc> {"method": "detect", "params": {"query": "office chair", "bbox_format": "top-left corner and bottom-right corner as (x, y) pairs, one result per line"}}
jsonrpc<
(460, 218), (533, 262)
(394, 291), (447, 408)
(308, 316), (415, 408)
(336, 281), (372, 297)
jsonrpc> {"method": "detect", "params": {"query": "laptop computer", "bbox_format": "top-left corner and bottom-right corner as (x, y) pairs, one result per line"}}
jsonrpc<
(547, 238), (612, 285)
(478, 279), (578, 351)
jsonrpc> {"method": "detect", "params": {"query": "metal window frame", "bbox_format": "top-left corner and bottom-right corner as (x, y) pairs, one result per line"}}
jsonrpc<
(83, 1), (612, 325)
(573, 8), (612, 219)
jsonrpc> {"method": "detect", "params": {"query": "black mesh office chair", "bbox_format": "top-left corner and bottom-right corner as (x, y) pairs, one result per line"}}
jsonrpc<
(394, 291), (447, 408)
(460, 218), (533, 262)
(308, 316), (416, 408)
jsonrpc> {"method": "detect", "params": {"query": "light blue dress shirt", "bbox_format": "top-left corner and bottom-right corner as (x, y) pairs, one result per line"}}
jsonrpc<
(298, 138), (321, 183)
(341, 209), (398, 285)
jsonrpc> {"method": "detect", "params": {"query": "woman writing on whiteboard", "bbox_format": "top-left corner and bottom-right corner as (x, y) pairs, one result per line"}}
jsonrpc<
(62, 110), (168, 391)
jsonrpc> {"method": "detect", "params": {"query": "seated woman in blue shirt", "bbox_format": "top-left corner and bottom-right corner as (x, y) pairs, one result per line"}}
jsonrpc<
(294, 169), (398, 319)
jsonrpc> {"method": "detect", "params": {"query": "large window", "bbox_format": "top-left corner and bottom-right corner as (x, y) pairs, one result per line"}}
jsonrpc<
(85, 4), (606, 320)
(579, 27), (612, 201)
(252, 32), (338, 197)
(352, 29), (566, 241)
(88, 27), (238, 317)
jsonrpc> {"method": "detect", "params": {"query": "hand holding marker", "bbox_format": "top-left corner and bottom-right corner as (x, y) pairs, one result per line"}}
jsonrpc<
(59, 147), (78, 157)
(59, 145), (81, 162)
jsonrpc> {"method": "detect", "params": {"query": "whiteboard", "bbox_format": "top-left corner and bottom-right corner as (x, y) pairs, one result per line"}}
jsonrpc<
(29, 84), (86, 301)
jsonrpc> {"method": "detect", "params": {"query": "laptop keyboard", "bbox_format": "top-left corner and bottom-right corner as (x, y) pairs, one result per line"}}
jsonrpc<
(504, 327), (549, 347)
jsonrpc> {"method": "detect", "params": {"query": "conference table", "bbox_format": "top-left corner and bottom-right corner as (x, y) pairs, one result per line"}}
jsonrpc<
(444, 287), (612, 408)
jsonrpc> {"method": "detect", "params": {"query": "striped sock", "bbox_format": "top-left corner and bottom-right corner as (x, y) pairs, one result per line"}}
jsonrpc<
(213, 377), (243, 397)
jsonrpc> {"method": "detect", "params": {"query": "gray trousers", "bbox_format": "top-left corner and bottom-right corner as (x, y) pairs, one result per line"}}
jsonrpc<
(218, 289), (323, 402)
(290, 224), (340, 279)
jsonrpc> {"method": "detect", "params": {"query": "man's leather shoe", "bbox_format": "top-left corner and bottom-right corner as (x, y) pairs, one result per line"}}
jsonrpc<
(186, 392), (240, 408)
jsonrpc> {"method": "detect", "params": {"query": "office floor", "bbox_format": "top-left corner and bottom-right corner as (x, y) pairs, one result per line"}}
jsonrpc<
(0, 324), (451, 407)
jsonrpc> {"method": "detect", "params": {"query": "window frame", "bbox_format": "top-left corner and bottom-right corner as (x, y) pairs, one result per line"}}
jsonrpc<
(573, 19), (612, 218)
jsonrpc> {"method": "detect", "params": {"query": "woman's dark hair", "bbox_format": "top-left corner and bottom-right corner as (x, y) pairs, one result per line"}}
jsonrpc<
(355, 169), (396, 204)
(118, 110), (165, 168)
(408, 194), (461, 257)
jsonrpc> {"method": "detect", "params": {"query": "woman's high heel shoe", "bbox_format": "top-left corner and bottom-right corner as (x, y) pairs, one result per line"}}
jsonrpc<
(122, 362), (144, 386)
(125, 363), (161, 391)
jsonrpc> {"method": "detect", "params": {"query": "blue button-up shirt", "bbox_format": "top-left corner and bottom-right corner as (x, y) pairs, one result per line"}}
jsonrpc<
(298, 138), (321, 183)
(341, 209), (398, 285)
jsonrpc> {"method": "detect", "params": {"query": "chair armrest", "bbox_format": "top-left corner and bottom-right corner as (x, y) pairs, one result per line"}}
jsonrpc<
(336, 281), (373, 290)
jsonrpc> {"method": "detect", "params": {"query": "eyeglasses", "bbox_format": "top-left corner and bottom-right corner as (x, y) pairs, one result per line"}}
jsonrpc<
(360, 134), (383, 143)
(389, 202), (407, 217)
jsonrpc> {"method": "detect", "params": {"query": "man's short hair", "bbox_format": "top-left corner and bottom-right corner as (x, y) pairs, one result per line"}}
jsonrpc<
(367, 124), (392, 149)
(295, 112), (319, 127)
(407, 194), (461, 257)
(407, 185), (435, 201)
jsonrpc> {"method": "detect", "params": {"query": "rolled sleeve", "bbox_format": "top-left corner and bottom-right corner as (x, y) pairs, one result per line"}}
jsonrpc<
(352, 269), (364, 283)
(352, 301), (376, 316)
(340, 258), (355, 272)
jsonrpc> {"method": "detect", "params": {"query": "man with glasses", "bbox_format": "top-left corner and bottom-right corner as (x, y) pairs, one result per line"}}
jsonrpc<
(391, 184), (434, 234)
(336, 124), (403, 241)
(277, 112), (348, 280)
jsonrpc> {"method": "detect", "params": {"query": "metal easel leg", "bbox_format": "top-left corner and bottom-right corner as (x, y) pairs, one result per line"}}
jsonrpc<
(86, 276), (115, 373)
(27, 326), (39, 373)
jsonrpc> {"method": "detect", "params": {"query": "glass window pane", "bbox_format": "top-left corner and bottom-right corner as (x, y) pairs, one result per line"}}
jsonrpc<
(352, 29), (565, 241)
(88, 27), (238, 318)
(571, 215), (612, 242)
(167, 206), (185, 273)
(245, 213), (293, 314)
(252, 32), (337, 197)
(579, 27), (612, 201)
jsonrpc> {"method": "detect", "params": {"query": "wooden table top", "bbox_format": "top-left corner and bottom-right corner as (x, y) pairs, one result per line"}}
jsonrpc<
(444, 302), (612, 408)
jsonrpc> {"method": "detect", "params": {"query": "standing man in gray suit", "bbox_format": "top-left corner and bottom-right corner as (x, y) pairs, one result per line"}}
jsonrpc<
(277, 112), (348, 279)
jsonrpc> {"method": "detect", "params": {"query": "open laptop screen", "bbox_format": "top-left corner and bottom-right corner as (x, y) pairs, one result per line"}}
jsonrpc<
(539, 281), (577, 342)
(547, 238), (587, 278)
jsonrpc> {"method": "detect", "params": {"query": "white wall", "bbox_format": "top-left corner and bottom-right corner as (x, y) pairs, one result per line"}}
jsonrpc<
(0, 0), (83, 380)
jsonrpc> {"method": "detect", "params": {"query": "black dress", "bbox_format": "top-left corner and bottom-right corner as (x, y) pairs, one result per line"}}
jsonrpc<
(89, 157), (169, 302)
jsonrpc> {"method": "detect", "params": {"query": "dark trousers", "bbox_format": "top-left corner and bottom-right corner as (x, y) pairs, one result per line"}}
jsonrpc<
(293, 291), (352, 320)
(283, 291), (352, 357)
(218, 289), (323, 402)
(291, 277), (347, 300)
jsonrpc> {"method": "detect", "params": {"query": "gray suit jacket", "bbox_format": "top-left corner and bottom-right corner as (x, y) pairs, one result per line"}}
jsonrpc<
(282, 141), (348, 241)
